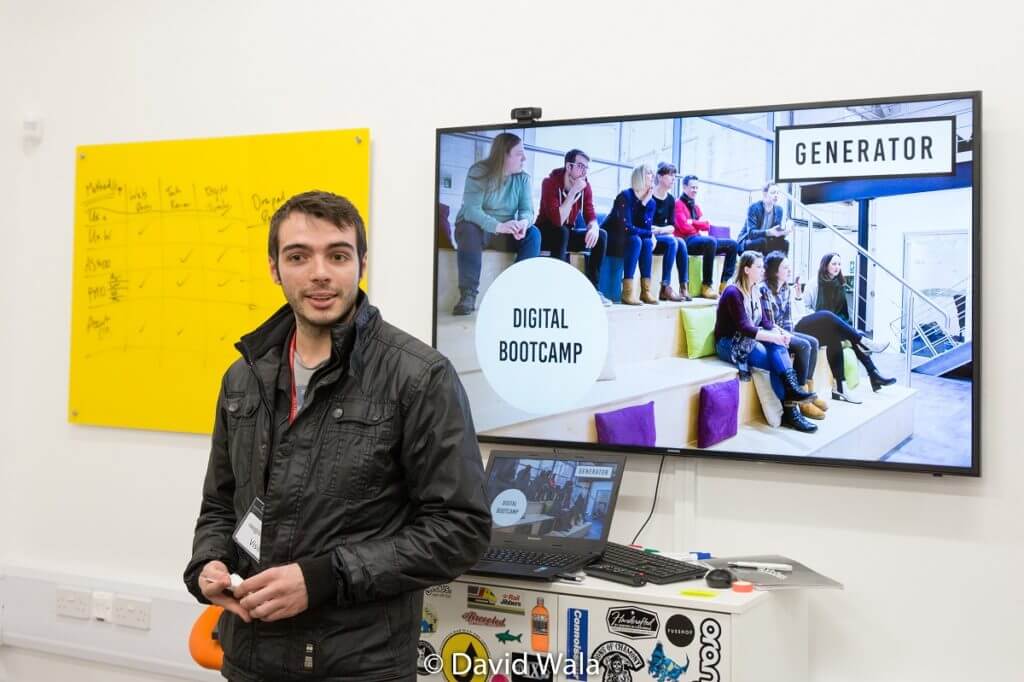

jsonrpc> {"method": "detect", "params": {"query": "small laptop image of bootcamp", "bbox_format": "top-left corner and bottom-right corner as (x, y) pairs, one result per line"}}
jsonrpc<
(468, 450), (626, 580)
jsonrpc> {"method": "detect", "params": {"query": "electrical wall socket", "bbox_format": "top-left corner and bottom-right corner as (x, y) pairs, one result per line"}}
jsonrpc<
(112, 594), (151, 630)
(92, 590), (114, 622)
(56, 586), (92, 620)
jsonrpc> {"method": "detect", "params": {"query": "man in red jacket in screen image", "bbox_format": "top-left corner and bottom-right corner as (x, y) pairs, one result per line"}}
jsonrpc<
(536, 149), (611, 306)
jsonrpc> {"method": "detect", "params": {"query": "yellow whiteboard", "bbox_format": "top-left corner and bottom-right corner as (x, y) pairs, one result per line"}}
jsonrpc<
(68, 129), (370, 434)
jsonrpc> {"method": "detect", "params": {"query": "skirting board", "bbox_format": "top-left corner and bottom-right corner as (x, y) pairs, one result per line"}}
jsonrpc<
(0, 566), (220, 681)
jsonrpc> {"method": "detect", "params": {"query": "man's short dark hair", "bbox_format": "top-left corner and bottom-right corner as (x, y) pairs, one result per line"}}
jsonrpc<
(763, 182), (777, 192)
(656, 162), (677, 176)
(564, 149), (590, 165)
(682, 174), (699, 187)
(268, 190), (367, 264)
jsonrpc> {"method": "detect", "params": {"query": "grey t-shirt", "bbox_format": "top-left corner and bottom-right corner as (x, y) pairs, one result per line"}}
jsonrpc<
(293, 352), (327, 413)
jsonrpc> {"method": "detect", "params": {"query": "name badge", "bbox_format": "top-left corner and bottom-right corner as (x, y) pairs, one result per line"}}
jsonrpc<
(232, 498), (264, 562)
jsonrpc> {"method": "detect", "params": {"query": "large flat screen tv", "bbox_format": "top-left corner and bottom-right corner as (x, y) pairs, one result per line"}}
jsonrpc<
(433, 92), (980, 476)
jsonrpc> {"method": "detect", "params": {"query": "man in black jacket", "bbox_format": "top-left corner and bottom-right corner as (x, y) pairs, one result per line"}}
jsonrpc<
(738, 182), (791, 256)
(184, 191), (491, 681)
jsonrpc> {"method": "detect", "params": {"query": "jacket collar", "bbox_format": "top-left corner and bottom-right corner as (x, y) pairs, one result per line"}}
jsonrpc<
(235, 289), (378, 379)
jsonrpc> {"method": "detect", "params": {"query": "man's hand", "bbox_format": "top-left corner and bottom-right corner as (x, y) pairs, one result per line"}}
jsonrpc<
(584, 224), (599, 249)
(570, 176), (587, 197)
(199, 560), (252, 623)
(235, 564), (309, 623)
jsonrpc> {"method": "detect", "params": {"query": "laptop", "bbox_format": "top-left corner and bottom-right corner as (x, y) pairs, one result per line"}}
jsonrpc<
(467, 450), (627, 580)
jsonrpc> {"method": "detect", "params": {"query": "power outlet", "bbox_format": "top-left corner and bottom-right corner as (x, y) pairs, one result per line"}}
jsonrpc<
(56, 586), (92, 620)
(92, 590), (114, 622)
(112, 594), (152, 630)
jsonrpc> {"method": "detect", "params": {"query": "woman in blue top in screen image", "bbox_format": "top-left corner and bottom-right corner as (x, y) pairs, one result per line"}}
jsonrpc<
(452, 132), (541, 316)
(714, 250), (819, 433)
(603, 164), (676, 305)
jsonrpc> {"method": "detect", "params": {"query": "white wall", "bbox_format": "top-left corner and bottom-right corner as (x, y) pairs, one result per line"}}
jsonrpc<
(1, 1), (1022, 680)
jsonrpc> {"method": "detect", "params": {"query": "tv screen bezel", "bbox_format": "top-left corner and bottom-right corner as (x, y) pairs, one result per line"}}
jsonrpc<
(432, 90), (982, 478)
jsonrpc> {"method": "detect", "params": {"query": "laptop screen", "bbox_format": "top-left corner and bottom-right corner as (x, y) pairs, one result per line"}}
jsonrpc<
(484, 453), (624, 542)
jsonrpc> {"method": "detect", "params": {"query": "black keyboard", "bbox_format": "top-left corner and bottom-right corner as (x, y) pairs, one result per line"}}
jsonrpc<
(595, 542), (708, 585)
(481, 547), (583, 568)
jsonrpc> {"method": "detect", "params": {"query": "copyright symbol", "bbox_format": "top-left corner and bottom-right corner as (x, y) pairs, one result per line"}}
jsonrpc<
(423, 653), (443, 674)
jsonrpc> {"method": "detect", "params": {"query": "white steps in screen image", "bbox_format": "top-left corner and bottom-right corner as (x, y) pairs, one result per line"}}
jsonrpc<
(436, 250), (915, 460)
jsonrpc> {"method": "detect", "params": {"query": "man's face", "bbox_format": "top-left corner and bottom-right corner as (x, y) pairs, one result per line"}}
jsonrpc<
(683, 179), (699, 199)
(764, 185), (779, 205)
(269, 211), (365, 329)
(566, 156), (589, 182)
(656, 172), (674, 191)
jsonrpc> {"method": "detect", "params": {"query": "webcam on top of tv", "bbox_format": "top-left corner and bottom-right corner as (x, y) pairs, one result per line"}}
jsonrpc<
(511, 107), (542, 123)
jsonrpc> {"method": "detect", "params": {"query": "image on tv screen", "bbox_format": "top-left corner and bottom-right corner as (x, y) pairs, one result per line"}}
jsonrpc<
(433, 93), (979, 475)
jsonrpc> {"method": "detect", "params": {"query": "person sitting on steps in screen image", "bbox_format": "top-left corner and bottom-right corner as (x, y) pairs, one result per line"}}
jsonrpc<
(452, 132), (541, 316)
(714, 250), (819, 433)
(800, 251), (895, 402)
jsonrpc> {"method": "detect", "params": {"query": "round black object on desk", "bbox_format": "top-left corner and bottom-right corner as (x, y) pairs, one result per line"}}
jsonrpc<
(705, 568), (737, 589)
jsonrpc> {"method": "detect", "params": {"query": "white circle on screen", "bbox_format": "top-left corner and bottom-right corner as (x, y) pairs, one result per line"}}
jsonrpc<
(474, 257), (608, 414)
(490, 488), (528, 527)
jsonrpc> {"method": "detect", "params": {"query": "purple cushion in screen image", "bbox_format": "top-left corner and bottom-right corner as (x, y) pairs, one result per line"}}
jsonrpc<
(698, 378), (739, 448)
(709, 225), (731, 239)
(594, 401), (656, 447)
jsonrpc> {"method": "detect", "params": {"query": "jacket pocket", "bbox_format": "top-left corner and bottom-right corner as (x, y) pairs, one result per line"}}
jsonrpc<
(317, 399), (396, 499)
(225, 392), (259, 487)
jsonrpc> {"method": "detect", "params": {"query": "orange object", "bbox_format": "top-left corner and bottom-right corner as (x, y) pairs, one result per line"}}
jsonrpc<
(188, 605), (225, 670)
(732, 580), (754, 593)
(530, 597), (550, 652)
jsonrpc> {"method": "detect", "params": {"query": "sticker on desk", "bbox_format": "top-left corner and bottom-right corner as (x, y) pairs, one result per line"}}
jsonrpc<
(467, 584), (525, 615)
(664, 614), (695, 648)
(565, 608), (588, 680)
(606, 606), (659, 639)
(425, 584), (453, 599)
(417, 640), (438, 676)
(648, 642), (689, 682)
(420, 606), (438, 634)
(495, 629), (522, 645)
(440, 630), (490, 682)
(592, 641), (644, 681)
(462, 610), (507, 628)
(511, 652), (554, 682)
(699, 618), (723, 682)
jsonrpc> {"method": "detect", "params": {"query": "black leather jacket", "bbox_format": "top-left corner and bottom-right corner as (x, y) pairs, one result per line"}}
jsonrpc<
(184, 293), (490, 681)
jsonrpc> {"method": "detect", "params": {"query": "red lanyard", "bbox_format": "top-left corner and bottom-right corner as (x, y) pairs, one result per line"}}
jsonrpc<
(288, 332), (298, 425)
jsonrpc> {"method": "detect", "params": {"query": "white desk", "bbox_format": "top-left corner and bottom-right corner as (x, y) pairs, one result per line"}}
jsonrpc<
(418, 573), (807, 681)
